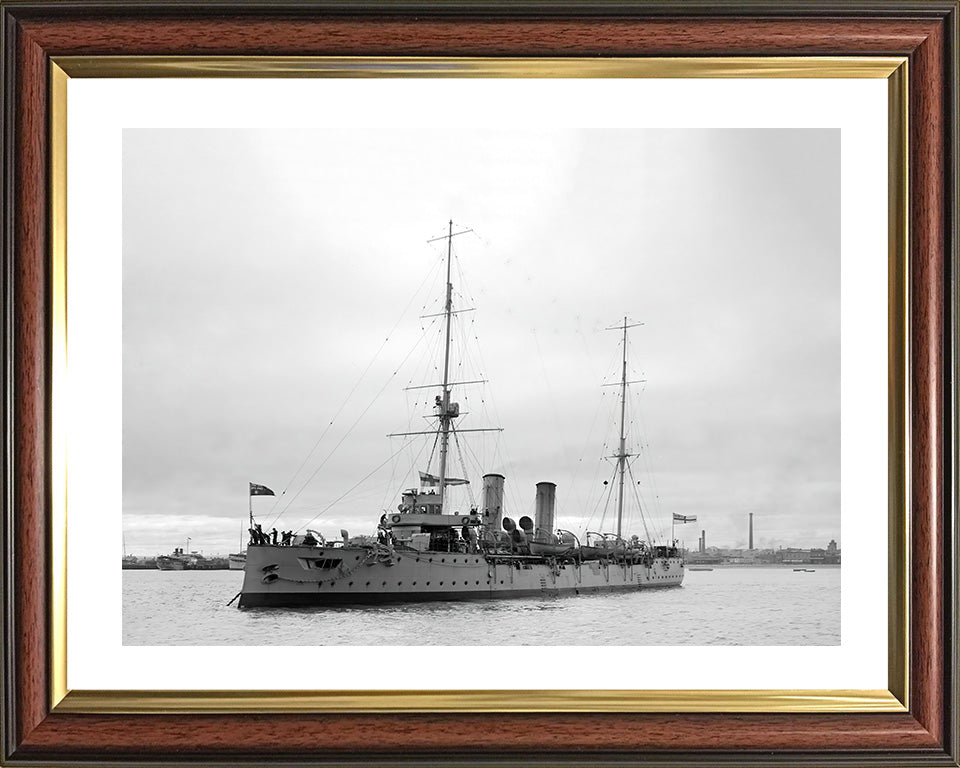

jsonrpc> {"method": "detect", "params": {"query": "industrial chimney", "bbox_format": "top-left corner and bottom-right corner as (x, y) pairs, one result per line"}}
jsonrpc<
(534, 481), (557, 540)
(700, 530), (706, 554)
(481, 473), (505, 533)
(748, 512), (754, 550)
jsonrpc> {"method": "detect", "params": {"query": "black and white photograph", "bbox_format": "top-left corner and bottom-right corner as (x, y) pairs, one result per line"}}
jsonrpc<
(10, 4), (960, 764)
(120, 121), (840, 647)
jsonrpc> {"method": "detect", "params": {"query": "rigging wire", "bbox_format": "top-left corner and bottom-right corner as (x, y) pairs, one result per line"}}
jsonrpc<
(380, 440), (402, 513)
(466, 324), (523, 517)
(268, 317), (441, 525)
(626, 459), (655, 545)
(633, 392), (667, 543)
(581, 371), (621, 534)
(530, 326), (576, 518)
(580, 472), (609, 537)
(564, 335), (624, 527)
(260, 252), (446, 526)
(578, 330), (646, 531)
(293, 436), (419, 533)
(296, 228), (484, 531)
(272, 227), (526, 536)
(595, 462), (619, 533)
(386, 235), (489, 519)
(459, 428), (487, 487)
(444, 244), (522, 516)
(384, 431), (434, 513)
(422, 428), (441, 476)
(450, 426), (477, 508)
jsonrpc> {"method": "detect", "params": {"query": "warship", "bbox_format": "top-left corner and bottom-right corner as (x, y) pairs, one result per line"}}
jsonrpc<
(237, 223), (684, 608)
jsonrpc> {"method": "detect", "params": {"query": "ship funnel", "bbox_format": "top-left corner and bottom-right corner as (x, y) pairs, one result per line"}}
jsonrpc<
(534, 481), (557, 540)
(481, 473), (505, 532)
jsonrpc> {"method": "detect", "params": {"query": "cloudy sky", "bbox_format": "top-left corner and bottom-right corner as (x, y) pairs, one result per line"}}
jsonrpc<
(122, 126), (839, 556)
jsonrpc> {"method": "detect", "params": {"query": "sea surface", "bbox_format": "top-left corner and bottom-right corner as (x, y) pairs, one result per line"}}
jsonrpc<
(122, 565), (840, 646)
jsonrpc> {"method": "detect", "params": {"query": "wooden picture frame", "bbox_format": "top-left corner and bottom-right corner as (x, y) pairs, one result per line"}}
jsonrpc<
(1, 2), (957, 765)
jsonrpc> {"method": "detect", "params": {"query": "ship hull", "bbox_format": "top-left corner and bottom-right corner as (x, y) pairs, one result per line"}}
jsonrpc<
(238, 544), (684, 608)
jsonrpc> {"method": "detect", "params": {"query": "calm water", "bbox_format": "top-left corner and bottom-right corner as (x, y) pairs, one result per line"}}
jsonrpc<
(122, 566), (839, 646)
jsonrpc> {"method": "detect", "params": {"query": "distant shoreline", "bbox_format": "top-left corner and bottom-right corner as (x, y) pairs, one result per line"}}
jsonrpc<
(688, 563), (840, 569)
(124, 561), (841, 572)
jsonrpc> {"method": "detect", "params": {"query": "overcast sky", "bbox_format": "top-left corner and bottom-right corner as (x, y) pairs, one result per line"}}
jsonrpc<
(123, 126), (839, 556)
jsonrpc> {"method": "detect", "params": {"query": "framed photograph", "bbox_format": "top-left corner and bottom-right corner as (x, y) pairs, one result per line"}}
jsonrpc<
(2, 2), (957, 766)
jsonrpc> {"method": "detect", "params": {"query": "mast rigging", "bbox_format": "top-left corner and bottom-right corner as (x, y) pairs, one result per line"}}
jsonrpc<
(605, 317), (644, 538)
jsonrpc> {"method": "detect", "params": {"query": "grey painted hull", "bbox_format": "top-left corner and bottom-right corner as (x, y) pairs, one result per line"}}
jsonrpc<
(238, 544), (684, 608)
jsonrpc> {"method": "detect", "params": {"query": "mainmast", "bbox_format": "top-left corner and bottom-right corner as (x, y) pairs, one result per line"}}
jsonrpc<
(606, 317), (644, 538)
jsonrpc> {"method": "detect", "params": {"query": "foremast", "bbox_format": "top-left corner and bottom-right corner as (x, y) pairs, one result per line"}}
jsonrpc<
(436, 220), (456, 512)
(388, 220), (501, 515)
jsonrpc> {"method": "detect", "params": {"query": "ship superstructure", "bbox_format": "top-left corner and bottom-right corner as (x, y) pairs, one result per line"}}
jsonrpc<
(157, 542), (220, 571)
(237, 223), (683, 608)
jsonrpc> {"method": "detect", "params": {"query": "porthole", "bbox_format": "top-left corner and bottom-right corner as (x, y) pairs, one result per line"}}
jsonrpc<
(441, 558), (445, 563)
(412, 581), (417, 586)
(440, 581), (444, 586)
(348, 581), (353, 587)
(366, 582), (371, 586)
(382, 581), (387, 586)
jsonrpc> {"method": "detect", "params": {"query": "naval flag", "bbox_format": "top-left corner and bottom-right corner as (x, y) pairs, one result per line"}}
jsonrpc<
(249, 482), (275, 497)
(672, 513), (697, 523)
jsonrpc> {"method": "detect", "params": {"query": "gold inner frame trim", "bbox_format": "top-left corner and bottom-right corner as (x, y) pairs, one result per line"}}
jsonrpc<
(56, 688), (902, 714)
(48, 55), (910, 715)
(54, 55), (905, 79)
(886, 60), (910, 710)
(50, 61), (69, 710)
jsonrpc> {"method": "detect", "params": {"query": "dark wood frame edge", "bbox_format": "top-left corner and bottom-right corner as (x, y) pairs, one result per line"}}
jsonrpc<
(0, 2), (957, 766)
(0, 0), (956, 18)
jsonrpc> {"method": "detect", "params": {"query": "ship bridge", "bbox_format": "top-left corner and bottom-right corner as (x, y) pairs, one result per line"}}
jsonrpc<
(386, 487), (480, 552)
(388, 512), (481, 528)
(391, 488), (479, 528)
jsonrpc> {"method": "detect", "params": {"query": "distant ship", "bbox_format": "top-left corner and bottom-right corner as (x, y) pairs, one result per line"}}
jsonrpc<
(157, 544), (229, 570)
(228, 523), (246, 569)
(238, 223), (684, 608)
(156, 547), (193, 570)
(121, 554), (155, 570)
